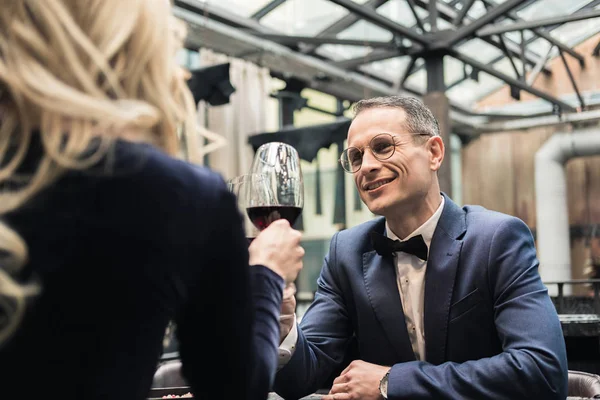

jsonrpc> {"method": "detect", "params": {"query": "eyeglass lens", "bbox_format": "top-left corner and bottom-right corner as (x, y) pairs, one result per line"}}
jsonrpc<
(342, 134), (396, 172)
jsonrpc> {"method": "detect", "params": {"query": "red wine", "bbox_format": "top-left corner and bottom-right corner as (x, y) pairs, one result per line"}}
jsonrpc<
(246, 206), (302, 231)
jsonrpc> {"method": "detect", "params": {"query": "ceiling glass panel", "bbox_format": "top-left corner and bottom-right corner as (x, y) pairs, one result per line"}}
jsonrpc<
(315, 45), (372, 62)
(446, 74), (505, 107)
(456, 38), (504, 64)
(260, 0), (350, 35)
(444, 56), (467, 86)
(405, 67), (427, 93)
(359, 56), (413, 84)
(493, 57), (525, 80)
(516, 0), (594, 20)
(377, 0), (428, 30)
(192, 0), (273, 17)
(504, 29), (535, 44)
(465, 1), (487, 21)
(526, 38), (554, 59)
(548, 14), (600, 47)
(337, 20), (394, 41)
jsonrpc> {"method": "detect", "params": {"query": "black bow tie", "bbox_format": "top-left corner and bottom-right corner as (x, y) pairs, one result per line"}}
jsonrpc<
(370, 231), (428, 261)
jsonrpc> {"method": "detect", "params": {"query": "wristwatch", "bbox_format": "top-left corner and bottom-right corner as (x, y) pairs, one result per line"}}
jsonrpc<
(379, 369), (390, 399)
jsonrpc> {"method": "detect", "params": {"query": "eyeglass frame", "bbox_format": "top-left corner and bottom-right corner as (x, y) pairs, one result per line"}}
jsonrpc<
(338, 132), (433, 173)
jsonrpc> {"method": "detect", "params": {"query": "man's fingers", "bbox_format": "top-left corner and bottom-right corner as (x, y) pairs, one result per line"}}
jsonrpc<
(332, 374), (349, 386)
(328, 382), (350, 394)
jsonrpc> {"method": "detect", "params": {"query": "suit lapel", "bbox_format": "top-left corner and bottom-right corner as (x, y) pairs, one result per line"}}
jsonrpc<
(424, 194), (466, 365)
(363, 250), (416, 362)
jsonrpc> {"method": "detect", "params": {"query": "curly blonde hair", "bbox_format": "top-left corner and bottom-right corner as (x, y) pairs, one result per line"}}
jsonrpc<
(0, 0), (197, 344)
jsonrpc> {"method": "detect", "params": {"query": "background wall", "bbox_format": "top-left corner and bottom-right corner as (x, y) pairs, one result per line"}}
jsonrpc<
(465, 33), (600, 293)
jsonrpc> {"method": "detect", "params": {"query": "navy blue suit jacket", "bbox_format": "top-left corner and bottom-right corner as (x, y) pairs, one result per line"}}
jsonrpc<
(275, 194), (567, 399)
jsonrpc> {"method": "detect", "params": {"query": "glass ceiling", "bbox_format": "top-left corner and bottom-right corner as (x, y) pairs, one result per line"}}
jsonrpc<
(183, 0), (600, 115)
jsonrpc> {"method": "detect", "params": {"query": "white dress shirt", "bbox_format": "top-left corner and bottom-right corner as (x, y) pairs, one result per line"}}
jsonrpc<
(278, 196), (445, 366)
(386, 196), (444, 361)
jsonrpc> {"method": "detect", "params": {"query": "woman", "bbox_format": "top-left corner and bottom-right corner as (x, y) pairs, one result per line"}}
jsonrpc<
(0, 1), (303, 399)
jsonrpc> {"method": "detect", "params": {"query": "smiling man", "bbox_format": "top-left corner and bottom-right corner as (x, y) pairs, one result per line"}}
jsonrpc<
(273, 96), (567, 400)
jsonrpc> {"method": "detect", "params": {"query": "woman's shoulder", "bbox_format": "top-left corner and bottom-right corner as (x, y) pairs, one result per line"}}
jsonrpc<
(111, 139), (228, 197)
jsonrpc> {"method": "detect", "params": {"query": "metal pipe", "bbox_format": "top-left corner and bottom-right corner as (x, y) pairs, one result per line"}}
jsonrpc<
(535, 129), (600, 295)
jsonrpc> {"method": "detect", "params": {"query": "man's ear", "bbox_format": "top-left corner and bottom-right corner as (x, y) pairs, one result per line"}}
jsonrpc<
(428, 136), (444, 172)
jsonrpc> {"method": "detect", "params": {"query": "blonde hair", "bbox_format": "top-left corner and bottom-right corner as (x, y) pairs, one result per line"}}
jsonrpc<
(0, 0), (197, 344)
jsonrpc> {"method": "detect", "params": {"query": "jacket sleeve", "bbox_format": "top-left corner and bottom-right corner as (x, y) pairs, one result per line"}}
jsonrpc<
(274, 232), (355, 400)
(174, 174), (283, 400)
(387, 217), (568, 400)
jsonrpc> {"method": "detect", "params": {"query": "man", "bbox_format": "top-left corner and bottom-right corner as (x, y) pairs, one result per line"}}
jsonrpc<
(273, 96), (567, 400)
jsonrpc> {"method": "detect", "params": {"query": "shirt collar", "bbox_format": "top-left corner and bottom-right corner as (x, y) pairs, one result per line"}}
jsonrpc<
(385, 195), (445, 248)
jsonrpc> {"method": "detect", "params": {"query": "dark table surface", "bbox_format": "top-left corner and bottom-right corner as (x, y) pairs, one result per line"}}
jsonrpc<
(148, 387), (324, 399)
(149, 387), (594, 399)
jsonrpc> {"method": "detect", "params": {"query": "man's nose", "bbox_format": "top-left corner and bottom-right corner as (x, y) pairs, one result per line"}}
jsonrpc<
(360, 149), (381, 172)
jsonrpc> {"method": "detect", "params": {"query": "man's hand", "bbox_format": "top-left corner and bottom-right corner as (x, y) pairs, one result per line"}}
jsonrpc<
(279, 283), (296, 342)
(322, 360), (390, 400)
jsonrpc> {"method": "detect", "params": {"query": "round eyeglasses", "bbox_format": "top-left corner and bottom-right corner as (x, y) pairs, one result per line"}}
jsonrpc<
(339, 133), (431, 173)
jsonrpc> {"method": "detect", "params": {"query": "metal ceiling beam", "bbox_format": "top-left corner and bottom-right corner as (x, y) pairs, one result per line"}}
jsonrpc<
(558, 49), (586, 111)
(527, 44), (554, 85)
(174, 5), (488, 129)
(452, 0), (476, 26)
(251, 0), (287, 20)
(449, 49), (576, 112)
(301, 0), (390, 54)
(325, 0), (430, 46)
(413, 0), (549, 73)
(249, 33), (402, 49)
(429, 0), (439, 31)
(406, 0), (426, 32)
(480, 0), (586, 65)
(399, 57), (418, 89)
(497, 35), (522, 80)
(437, 0), (528, 48)
(174, 0), (271, 32)
(333, 49), (403, 69)
(479, 0), (600, 80)
(477, 9), (600, 37)
(173, 5), (415, 100)
(357, 0), (548, 93)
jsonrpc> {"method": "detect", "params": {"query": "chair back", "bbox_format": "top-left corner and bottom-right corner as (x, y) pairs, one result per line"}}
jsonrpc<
(568, 370), (600, 398)
(152, 360), (188, 388)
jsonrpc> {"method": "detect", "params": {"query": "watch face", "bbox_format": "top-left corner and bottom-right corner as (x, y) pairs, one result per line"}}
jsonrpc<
(379, 372), (389, 399)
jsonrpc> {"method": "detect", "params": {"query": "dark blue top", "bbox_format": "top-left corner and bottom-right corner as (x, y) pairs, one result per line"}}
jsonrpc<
(0, 138), (284, 400)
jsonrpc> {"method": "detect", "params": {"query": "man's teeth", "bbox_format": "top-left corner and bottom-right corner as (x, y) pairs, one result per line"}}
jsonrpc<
(367, 179), (392, 190)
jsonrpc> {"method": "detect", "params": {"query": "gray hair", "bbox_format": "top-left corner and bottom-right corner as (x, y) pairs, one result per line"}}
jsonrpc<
(352, 96), (440, 137)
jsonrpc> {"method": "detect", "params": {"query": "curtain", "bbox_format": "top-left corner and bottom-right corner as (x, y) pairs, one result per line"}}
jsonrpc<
(196, 48), (272, 181)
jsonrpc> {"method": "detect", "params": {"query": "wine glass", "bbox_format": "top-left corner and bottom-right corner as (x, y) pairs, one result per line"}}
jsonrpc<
(247, 142), (304, 230)
(248, 142), (304, 301)
(227, 174), (271, 244)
